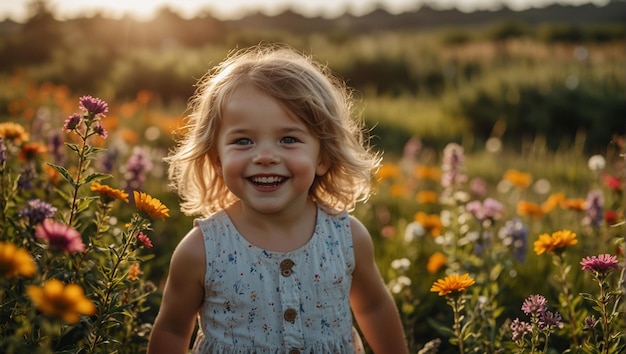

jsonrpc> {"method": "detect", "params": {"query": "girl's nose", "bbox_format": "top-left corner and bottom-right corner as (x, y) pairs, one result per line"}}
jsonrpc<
(252, 147), (279, 165)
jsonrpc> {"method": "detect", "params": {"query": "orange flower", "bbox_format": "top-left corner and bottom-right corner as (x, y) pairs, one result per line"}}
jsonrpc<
(517, 201), (545, 218)
(541, 193), (565, 213)
(430, 273), (475, 296)
(560, 198), (586, 211)
(90, 182), (129, 203)
(416, 190), (439, 204)
(134, 191), (170, 220)
(376, 163), (403, 182)
(390, 183), (407, 198)
(426, 252), (447, 274)
(19, 142), (47, 161)
(503, 169), (532, 189)
(0, 122), (29, 144)
(27, 279), (97, 324)
(414, 212), (443, 236)
(128, 262), (142, 281)
(533, 229), (578, 255)
(414, 165), (441, 181)
(0, 242), (37, 279)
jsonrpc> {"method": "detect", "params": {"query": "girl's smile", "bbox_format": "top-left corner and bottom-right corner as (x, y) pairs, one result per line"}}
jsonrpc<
(217, 84), (328, 215)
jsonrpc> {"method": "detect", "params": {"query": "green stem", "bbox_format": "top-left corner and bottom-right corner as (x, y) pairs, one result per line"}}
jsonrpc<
(451, 295), (465, 354)
(556, 253), (580, 347)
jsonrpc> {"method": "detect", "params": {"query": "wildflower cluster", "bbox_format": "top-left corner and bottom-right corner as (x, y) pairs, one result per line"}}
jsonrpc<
(364, 135), (625, 353)
(0, 96), (168, 353)
(511, 294), (563, 353)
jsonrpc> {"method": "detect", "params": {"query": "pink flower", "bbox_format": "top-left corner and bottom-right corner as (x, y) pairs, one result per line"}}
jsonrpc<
(580, 254), (619, 273)
(63, 113), (82, 132)
(136, 232), (153, 248)
(35, 219), (85, 253)
(79, 95), (108, 117)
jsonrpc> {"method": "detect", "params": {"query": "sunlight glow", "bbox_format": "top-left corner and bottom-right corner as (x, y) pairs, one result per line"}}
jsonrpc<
(0, 0), (612, 22)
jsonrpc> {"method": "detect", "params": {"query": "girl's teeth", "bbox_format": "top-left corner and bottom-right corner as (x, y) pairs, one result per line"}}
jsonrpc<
(253, 176), (282, 183)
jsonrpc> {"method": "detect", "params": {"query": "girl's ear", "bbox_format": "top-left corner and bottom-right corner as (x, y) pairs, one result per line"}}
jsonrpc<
(316, 158), (330, 176)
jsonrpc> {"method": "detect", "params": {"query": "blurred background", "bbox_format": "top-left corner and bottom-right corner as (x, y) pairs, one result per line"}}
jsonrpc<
(0, 1), (624, 351)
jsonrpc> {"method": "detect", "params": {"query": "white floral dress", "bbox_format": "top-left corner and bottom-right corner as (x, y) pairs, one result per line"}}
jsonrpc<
(191, 206), (364, 354)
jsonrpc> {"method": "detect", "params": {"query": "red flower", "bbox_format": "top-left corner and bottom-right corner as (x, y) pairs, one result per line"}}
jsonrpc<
(605, 210), (618, 225)
(603, 174), (622, 191)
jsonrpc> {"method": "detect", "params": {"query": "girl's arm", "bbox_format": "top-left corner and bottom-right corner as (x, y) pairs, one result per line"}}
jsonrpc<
(147, 228), (206, 354)
(349, 217), (409, 354)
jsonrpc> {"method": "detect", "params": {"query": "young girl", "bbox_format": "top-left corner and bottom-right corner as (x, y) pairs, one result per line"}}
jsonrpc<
(147, 44), (408, 354)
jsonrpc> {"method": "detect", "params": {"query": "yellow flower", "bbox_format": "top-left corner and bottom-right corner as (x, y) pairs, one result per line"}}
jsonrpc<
(533, 229), (578, 255)
(128, 262), (142, 281)
(0, 122), (29, 144)
(90, 182), (129, 203)
(414, 212), (443, 236)
(26, 279), (97, 324)
(0, 242), (37, 279)
(430, 273), (475, 296)
(426, 252), (447, 274)
(416, 190), (439, 204)
(134, 191), (170, 220)
(503, 169), (532, 189)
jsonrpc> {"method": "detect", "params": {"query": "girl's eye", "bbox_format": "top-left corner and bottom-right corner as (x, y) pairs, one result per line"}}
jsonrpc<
(281, 136), (299, 144)
(234, 138), (252, 145)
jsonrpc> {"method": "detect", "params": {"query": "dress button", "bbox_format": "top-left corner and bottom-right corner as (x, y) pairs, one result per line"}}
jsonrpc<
(289, 350), (300, 354)
(284, 308), (297, 323)
(280, 258), (295, 277)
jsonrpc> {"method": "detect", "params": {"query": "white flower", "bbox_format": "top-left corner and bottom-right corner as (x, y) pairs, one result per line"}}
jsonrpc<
(391, 258), (411, 271)
(587, 155), (606, 172)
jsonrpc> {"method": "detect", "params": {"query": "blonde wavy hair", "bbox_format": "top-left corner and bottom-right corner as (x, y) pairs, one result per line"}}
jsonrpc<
(165, 44), (381, 217)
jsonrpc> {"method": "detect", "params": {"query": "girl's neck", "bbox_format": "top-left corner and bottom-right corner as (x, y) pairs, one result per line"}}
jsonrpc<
(225, 200), (318, 252)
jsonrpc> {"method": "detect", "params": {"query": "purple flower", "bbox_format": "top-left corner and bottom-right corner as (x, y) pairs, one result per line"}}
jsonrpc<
(63, 113), (82, 132)
(469, 177), (487, 197)
(402, 137), (422, 161)
(466, 197), (504, 221)
(584, 189), (604, 227)
(521, 294), (547, 315)
(79, 95), (108, 117)
(539, 310), (564, 330)
(93, 122), (108, 139)
(510, 318), (532, 342)
(47, 131), (66, 165)
(18, 163), (37, 190)
(19, 199), (57, 225)
(124, 146), (153, 192)
(0, 137), (6, 165)
(441, 143), (467, 188)
(498, 218), (528, 263)
(583, 315), (599, 329)
(580, 254), (620, 273)
(35, 219), (85, 253)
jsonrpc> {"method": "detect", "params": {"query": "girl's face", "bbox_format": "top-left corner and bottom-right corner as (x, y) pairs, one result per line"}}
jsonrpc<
(216, 84), (329, 215)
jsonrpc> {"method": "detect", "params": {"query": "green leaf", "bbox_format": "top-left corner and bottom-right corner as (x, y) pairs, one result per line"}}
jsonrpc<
(84, 173), (112, 184)
(47, 163), (76, 187)
(65, 143), (81, 153)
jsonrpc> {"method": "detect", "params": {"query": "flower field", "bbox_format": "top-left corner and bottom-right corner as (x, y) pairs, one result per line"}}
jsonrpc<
(0, 72), (624, 353)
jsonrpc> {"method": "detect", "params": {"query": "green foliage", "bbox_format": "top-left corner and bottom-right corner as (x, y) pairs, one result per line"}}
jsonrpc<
(0, 98), (168, 353)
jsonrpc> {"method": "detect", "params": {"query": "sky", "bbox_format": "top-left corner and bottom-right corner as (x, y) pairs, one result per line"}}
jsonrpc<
(0, 0), (611, 22)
